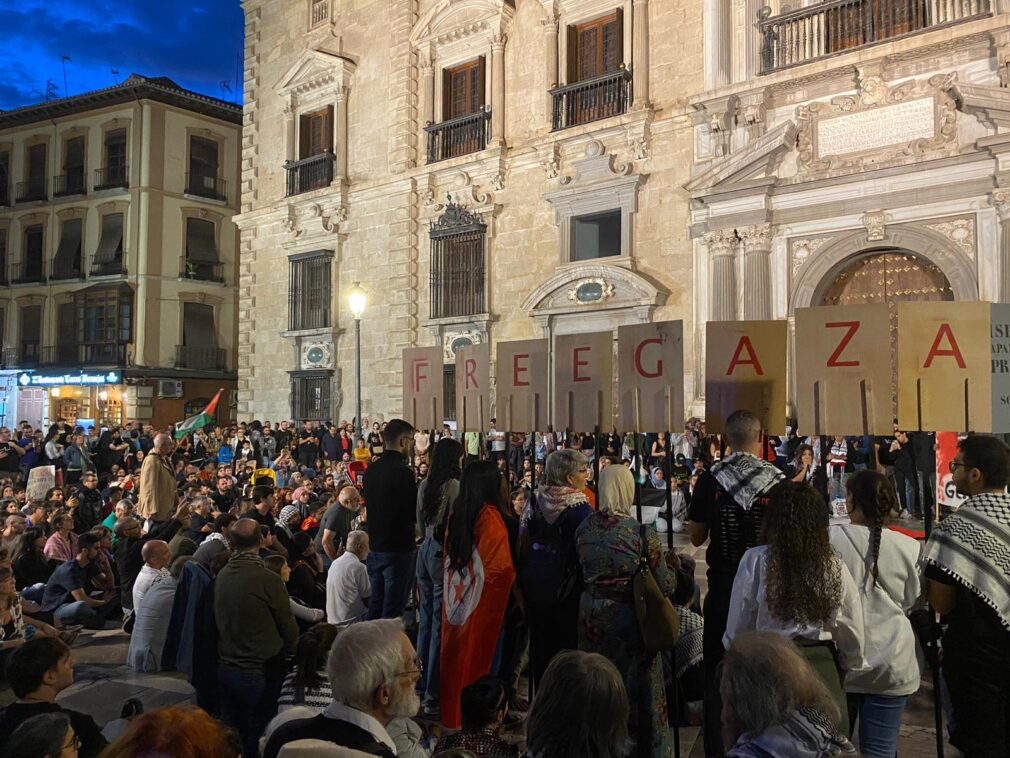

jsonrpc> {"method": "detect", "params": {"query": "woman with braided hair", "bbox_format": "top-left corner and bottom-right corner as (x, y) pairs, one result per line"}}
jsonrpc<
(830, 469), (921, 757)
(724, 482), (866, 734)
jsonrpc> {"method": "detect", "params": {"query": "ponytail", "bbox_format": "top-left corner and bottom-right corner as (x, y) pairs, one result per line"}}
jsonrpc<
(844, 468), (899, 588)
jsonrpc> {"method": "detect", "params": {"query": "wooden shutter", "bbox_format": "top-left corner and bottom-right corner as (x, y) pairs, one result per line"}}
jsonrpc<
(579, 25), (599, 81)
(64, 137), (85, 170)
(185, 218), (219, 262)
(183, 302), (216, 348)
(54, 219), (82, 266)
(603, 9), (623, 73)
(475, 56), (486, 109)
(323, 105), (334, 153)
(27, 144), (46, 185)
(566, 24), (579, 83)
(93, 214), (124, 264)
(442, 68), (452, 122)
(299, 108), (333, 158)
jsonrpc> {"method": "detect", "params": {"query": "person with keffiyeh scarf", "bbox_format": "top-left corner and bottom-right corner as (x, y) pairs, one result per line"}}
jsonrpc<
(923, 434), (1010, 756)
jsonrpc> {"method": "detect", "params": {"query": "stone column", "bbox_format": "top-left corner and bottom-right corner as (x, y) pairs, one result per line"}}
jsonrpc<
(490, 34), (507, 146)
(544, 16), (559, 116)
(704, 0), (731, 88)
(334, 86), (349, 181)
(283, 101), (296, 162)
(739, 223), (774, 320)
(993, 189), (1010, 303)
(632, 0), (650, 108)
(706, 229), (738, 321)
(420, 56), (435, 126)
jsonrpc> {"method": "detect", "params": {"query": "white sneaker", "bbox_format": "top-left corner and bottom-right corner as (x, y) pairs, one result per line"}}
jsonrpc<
(898, 509), (910, 519)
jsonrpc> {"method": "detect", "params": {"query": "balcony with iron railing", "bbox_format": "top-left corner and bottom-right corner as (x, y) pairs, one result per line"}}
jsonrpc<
(180, 260), (225, 283)
(94, 163), (129, 191)
(53, 170), (87, 197)
(90, 254), (127, 278)
(15, 179), (47, 203)
(551, 68), (632, 131)
(50, 255), (85, 281)
(425, 110), (491, 164)
(0, 185), (10, 207)
(39, 344), (80, 366)
(12, 261), (46, 284)
(79, 342), (128, 366)
(14, 343), (40, 368)
(285, 152), (335, 197)
(175, 345), (228, 371)
(759, 0), (993, 74)
(186, 172), (228, 202)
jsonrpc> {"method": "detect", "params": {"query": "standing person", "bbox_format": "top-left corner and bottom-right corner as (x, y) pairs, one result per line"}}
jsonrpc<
(0, 427), (25, 484)
(924, 434), (1010, 756)
(685, 408), (785, 755)
(724, 482), (866, 733)
(297, 421), (320, 472)
(137, 434), (179, 526)
(415, 436), (462, 718)
(214, 518), (299, 757)
(517, 448), (593, 689)
(888, 431), (917, 517)
(831, 470), (921, 757)
(440, 461), (515, 730)
(910, 431), (936, 521)
(488, 419), (506, 463)
(317, 486), (362, 565)
(63, 435), (95, 487)
(576, 463), (678, 758)
(361, 419), (417, 620)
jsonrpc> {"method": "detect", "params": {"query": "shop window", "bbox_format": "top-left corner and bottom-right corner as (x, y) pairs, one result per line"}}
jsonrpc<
(288, 251), (332, 330)
(572, 210), (621, 261)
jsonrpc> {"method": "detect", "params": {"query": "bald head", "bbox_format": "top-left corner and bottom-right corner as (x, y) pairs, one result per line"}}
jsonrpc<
(338, 486), (361, 511)
(141, 540), (171, 569)
(153, 433), (174, 456)
(230, 517), (262, 552)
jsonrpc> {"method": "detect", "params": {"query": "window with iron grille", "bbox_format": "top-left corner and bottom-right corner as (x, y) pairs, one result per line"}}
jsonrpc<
(291, 372), (331, 421)
(288, 251), (333, 331)
(443, 364), (457, 422)
(429, 201), (486, 320)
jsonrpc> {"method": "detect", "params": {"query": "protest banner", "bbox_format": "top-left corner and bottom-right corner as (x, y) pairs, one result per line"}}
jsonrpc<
(795, 304), (892, 435)
(935, 431), (966, 508)
(705, 320), (787, 434)
(553, 331), (614, 431)
(455, 343), (490, 433)
(26, 465), (56, 502)
(991, 303), (1010, 433)
(617, 321), (684, 432)
(496, 339), (549, 433)
(402, 346), (444, 430)
(897, 301), (991, 432)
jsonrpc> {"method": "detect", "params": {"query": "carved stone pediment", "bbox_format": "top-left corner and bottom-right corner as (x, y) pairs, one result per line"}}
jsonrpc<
(685, 120), (797, 194)
(796, 72), (958, 177)
(409, 0), (514, 49)
(520, 264), (664, 316)
(276, 49), (356, 98)
(948, 81), (1010, 130)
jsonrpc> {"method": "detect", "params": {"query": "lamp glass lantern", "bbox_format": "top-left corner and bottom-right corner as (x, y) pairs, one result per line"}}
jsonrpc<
(348, 283), (367, 441)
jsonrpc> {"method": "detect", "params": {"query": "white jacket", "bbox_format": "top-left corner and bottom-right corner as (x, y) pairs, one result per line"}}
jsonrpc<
(830, 523), (922, 696)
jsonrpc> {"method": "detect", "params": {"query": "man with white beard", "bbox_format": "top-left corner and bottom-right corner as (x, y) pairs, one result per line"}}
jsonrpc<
(262, 618), (421, 758)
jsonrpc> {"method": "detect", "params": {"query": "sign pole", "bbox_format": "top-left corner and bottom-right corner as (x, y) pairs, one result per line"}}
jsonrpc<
(665, 429), (674, 550)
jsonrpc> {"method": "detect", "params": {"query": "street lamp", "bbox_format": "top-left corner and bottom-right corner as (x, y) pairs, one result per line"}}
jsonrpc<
(348, 282), (367, 442)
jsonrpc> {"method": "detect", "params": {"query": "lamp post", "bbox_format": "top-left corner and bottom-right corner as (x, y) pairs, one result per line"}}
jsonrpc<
(348, 282), (367, 443)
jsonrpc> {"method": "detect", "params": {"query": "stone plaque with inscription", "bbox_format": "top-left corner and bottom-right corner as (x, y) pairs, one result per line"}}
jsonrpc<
(817, 98), (935, 159)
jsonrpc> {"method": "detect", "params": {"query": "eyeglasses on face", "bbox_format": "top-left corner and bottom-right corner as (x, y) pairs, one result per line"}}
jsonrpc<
(948, 460), (972, 473)
(396, 657), (423, 678)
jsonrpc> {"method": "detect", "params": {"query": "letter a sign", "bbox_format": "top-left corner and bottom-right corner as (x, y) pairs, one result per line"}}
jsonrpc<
(455, 343), (490, 433)
(897, 301), (992, 432)
(617, 321), (684, 431)
(403, 346), (444, 430)
(706, 321), (787, 434)
(795, 305), (892, 435)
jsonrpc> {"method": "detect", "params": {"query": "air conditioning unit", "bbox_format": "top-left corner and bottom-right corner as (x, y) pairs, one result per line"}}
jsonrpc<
(158, 380), (183, 398)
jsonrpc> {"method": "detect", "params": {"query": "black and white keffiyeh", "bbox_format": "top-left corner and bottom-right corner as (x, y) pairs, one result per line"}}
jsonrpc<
(711, 453), (785, 512)
(923, 491), (1010, 630)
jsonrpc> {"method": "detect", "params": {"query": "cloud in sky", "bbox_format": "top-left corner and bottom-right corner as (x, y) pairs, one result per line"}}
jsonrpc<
(0, 0), (244, 110)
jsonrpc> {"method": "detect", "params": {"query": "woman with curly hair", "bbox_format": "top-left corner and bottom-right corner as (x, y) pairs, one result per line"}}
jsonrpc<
(829, 469), (921, 757)
(724, 482), (865, 732)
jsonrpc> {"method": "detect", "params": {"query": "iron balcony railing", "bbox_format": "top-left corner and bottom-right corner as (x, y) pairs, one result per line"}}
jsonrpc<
(759, 0), (992, 74)
(90, 255), (127, 277)
(50, 256), (85, 281)
(285, 152), (335, 197)
(176, 345), (227, 371)
(17, 344), (40, 368)
(551, 68), (632, 131)
(0, 185), (9, 206)
(53, 170), (87, 197)
(0, 348), (16, 368)
(186, 172), (228, 202)
(40, 344), (82, 366)
(424, 110), (491, 164)
(80, 342), (127, 365)
(12, 261), (46, 284)
(94, 163), (129, 191)
(181, 260), (224, 283)
(15, 179), (47, 203)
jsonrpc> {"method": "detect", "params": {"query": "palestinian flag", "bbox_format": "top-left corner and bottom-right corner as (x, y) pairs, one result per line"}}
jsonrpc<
(174, 389), (223, 440)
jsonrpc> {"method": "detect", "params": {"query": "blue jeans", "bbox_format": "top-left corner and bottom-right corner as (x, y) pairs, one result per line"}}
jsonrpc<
(366, 550), (415, 620)
(218, 665), (282, 758)
(20, 583), (45, 604)
(847, 693), (908, 758)
(415, 536), (443, 709)
(54, 600), (119, 629)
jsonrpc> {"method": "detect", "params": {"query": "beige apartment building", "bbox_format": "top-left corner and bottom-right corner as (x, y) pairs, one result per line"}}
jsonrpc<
(0, 75), (241, 430)
(236, 0), (702, 423)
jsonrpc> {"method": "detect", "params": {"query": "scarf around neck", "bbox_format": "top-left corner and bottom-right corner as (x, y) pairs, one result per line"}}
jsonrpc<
(923, 490), (1010, 629)
(727, 708), (856, 757)
(711, 452), (785, 511)
(529, 485), (586, 526)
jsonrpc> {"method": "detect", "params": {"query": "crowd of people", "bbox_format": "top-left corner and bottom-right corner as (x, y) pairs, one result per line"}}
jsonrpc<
(0, 410), (1006, 758)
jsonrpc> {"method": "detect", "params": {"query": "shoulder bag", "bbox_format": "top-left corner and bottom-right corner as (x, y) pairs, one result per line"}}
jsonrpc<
(633, 523), (680, 653)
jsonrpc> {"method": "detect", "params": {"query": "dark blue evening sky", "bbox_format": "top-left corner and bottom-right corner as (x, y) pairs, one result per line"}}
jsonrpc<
(0, 0), (244, 110)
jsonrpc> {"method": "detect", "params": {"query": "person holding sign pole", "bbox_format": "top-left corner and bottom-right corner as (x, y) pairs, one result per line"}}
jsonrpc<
(923, 435), (1010, 756)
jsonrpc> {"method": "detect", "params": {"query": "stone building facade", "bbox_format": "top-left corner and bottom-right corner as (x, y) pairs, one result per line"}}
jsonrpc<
(688, 0), (1010, 407)
(235, 0), (702, 423)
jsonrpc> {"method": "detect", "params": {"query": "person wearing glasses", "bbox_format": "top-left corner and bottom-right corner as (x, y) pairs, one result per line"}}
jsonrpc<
(263, 618), (420, 758)
(924, 435), (1010, 756)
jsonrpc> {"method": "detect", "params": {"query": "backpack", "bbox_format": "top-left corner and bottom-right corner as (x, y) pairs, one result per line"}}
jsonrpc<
(517, 495), (580, 606)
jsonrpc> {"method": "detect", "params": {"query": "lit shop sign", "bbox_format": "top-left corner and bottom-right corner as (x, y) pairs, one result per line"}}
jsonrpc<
(18, 371), (120, 387)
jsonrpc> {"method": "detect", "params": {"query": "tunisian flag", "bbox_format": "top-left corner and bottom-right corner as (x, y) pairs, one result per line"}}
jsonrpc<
(440, 505), (515, 729)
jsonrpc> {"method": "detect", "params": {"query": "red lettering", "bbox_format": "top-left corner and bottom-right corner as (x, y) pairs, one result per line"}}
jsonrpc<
(825, 321), (861, 368)
(513, 354), (530, 387)
(573, 346), (592, 382)
(411, 359), (429, 392)
(923, 323), (967, 369)
(634, 338), (663, 379)
(464, 358), (478, 390)
(725, 336), (764, 376)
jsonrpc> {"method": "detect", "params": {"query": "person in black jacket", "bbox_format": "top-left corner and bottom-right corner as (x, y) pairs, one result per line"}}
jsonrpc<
(887, 431), (917, 517)
(73, 474), (105, 534)
(361, 418), (417, 620)
(114, 502), (189, 619)
(910, 431), (936, 519)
